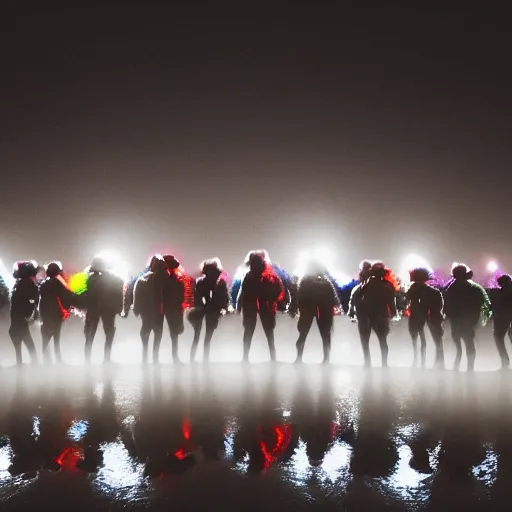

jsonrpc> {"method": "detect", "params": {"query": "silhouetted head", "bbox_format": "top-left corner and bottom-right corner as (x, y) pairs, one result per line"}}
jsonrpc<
(163, 254), (180, 271)
(90, 256), (107, 273)
(201, 257), (223, 280)
(245, 250), (269, 274)
(409, 267), (432, 283)
(13, 260), (38, 279)
(451, 263), (472, 280)
(149, 254), (166, 274)
(370, 261), (389, 279)
(358, 260), (372, 281)
(498, 274), (512, 288)
(45, 261), (63, 278)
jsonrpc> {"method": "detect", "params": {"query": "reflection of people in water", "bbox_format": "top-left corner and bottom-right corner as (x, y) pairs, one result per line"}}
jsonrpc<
(4, 376), (39, 476)
(233, 370), (292, 473)
(347, 373), (399, 478)
(77, 372), (120, 472)
(125, 368), (195, 477)
(426, 377), (486, 512)
(187, 368), (226, 461)
(287, 369), (339, 467)
(36, 381), (76, 471)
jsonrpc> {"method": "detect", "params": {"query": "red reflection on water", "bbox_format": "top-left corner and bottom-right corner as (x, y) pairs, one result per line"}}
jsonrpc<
(259, 424), (292, 469)
(55, 446), (83, 469)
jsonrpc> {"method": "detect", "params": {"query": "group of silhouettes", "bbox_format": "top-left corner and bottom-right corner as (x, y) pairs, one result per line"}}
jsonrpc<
(2, 249), (512, 371)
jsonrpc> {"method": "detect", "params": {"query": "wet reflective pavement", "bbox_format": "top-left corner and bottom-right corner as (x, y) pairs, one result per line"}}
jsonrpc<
(2, 362), (512, 511)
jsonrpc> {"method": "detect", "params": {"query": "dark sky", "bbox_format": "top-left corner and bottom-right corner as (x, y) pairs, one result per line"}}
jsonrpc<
(2, 2), (510, 277)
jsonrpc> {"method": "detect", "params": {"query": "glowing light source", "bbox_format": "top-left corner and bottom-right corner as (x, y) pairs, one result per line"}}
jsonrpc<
(96, 249), (130, 283)
(487, 261), (498, 273)
(0, 259), (15, 291)
(399, 253), (433, 284)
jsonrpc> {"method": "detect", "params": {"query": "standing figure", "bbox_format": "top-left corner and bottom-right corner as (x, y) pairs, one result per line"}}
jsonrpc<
(83, 256), (124, 364)
(349, 262), (397, 368)
(39, 262), (76, 364)
(236, 250), (284, 363)
(162, 255), (186, 364)
(291, 259), (340, 364)
(491, 274), (512, 369)
(188, 258), (230, 363)
(133, 255), (168, 364)
(443, 263), (491, 372)
(347, 260), (373, 318)
(406, 267), (445, 369)
(9, 261), (39, 366)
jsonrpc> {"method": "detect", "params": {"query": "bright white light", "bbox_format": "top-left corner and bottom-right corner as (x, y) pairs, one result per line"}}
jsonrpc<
(67, 420), (89, 442)
(95, 439), (145, 497)
(0, 259), (15, 291)
(487, 261), (498, 273)
(97, 250), (130, 283)
(399, 253), (432, 283)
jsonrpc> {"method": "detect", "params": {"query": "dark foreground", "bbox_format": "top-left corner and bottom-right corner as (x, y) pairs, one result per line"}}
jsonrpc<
(1, 315), (512, 510)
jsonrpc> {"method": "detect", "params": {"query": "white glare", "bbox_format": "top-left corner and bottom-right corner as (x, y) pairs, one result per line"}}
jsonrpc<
(399, 254), (432, 283)
(487, 261), (498, 273)
(97, 249), (130, 283)
(0, 259), (15, 290)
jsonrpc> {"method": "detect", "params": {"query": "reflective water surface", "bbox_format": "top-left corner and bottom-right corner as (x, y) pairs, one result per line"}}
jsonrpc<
(2, 362), (512, 511)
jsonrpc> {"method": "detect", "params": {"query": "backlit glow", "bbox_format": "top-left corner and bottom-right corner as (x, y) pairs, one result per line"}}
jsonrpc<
(399, 254), (433, 284)
(487, 261), (498, 273)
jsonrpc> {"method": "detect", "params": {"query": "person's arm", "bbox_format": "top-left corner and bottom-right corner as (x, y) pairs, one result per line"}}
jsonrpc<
(236, 277), (245, 313)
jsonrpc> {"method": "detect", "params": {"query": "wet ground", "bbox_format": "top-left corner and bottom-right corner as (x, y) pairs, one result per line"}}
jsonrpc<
(1, 313), (511, 510)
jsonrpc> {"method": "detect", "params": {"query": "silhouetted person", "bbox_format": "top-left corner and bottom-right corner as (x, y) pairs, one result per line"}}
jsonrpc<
(188, 258), (230, 363)
(443, 263), (491, 372)
(491, 275), (512, 369)
(133, 255), (167, 364)
(236, 250), (284, 363)
(291, 259), (340, 364)
(9, 260), (39, 366)
(162, 255), (186, 364)
(349, 262), (397, 367)
(406, 267), (445, 369)
(347, 260), (372, 318)
(83, 256), (124, 364)
(39, 261), (76, 364)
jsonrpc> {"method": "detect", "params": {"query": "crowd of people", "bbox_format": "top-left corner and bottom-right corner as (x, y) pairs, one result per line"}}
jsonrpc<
(1, 249), (511, 372)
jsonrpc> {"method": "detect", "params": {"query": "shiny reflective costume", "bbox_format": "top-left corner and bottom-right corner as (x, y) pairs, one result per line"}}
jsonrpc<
(9, 278), (39, 365)
(292, 272), (340, 363)
(39, 276), (75, 363)
(406, 282), (445, 368)
(188, 275), (230, 363)
(349, 277), (397, 367)
(83, 271), (124, 363)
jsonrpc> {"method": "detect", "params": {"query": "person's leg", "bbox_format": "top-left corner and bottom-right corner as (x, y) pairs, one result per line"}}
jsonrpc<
(203, 314), (219, 363)
(152, 315), (164, 364)
(419, 327), (427, 369)
(189, 311), (203, 363)
(295, 311), (314, 363)
(140, 317), (151, 364)
(102, 313), (116, 363)
(317, 307), (334, 363)
(463, 324), (476, 372)
(41, 323), (52, 364)
(260, 310), (277, 362)
(357, 321), (372, 367)
(451, 322), (463, 371)
(53, 321), (63, 364)
(84, 313), (100, 364)
(242, 314), (257, 363)
(9, 320), (24, 366)
(428, 319), (445, 369)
